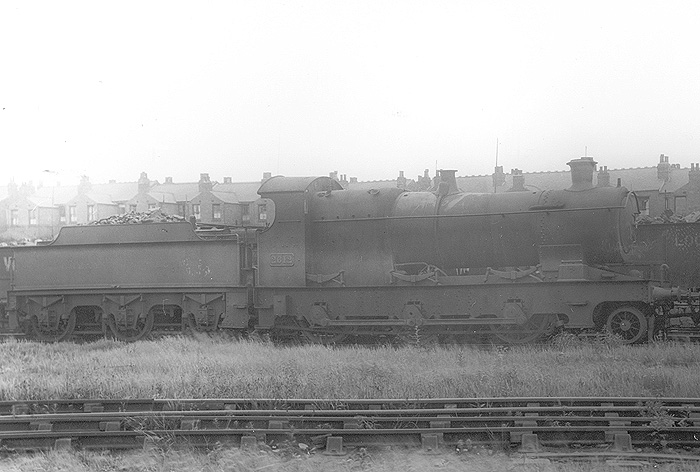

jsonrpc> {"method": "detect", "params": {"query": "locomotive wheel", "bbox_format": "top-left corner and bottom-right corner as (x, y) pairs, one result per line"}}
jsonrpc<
(490, 314), (557, 345)
(109, 311), (154, 342)
(30, 312), (77, 342)
(605, 306), (647, 344)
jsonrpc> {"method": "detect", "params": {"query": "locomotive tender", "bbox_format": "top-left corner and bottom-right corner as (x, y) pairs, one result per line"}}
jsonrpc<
(0, 158), (683, 344)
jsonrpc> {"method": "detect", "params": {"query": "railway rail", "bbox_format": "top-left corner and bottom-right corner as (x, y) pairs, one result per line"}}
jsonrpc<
(1, 397), (700, 464)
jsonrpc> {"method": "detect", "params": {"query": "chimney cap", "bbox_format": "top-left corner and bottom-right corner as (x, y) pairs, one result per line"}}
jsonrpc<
(567, 157), (597, 190)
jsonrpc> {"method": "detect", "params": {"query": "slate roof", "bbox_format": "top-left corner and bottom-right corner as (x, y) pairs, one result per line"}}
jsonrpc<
(345, 179), (396, 191)
(33, 185), (80, 205)
(93, 182), (139, 202)
(150, 182), (201, 202)
(209, 190), (242, 204)
(213, 182), (263, 202)
(147, 191), (176, 204)
(457, 165), (690, 194)
(67, 192), (119, 206)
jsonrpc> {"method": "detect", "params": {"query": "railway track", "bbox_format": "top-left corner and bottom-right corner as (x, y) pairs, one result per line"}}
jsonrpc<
(1, 397), (700, 464)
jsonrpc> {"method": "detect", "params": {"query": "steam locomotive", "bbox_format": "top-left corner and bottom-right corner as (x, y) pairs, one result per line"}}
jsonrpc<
(0, 157), (692, 344)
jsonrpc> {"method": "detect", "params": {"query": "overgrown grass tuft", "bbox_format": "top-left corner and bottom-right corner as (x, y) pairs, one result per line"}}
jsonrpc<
(3, 448), (700, 472)
(2, 336), (700, 400)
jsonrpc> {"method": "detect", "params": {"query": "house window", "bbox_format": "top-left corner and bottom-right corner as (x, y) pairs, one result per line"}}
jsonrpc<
(59, 206), (66, 223)
(178, 203), (186, 217)
(675, 196), (687, 215)
(258, 203), (267, 221)
(212, 203), (221, 221)
(129, 204), (137, 212)
(118, 204), (126, 214)
(28, 208), (37, 225)
(242, 204), (250, 222)
(148, 203), (157, 210)
(69, 206), (77, 223)
(193, 204), (201, 219)
(10, 209), (18, 226)
(637, 197), (649, 216)
(87, 205), (95, 222)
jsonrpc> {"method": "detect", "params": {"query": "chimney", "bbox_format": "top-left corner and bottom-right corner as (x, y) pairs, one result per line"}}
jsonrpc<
(78, 175), (92, 194)
(19, 181), (35, 196)
(657, 154), (671, 181)
(597, 165), (611, 187)
(329, 171), (339, 181)
(350, 177), (358, 184)
(109, 179), (116, 184)
(508, 169), (526, 192)
(492, 165), (506, 189)
(165, 177), (173, 184)
(7, 180), (18, 197)
(690, 163), (700, 188)
(198, 173), (213, 192)
(262, 172), (272, 183)
(434, 169), (461, 195)
(223, 177), (232, 184)
(138, 172), (150, 194)
(567, 157), (597, 191)
(397, 170), (407, 189)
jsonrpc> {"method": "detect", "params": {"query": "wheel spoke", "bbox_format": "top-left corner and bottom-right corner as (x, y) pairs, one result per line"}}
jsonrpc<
(605, 306), (647, 344)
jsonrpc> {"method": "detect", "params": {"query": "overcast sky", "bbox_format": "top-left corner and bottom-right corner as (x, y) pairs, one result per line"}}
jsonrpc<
(2, 1), (699, 187)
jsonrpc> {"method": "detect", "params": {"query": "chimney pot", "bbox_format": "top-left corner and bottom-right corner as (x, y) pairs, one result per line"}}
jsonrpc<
(567, 157), (598, 190)
(434, 169), (460, 195)
(508, 169), (526, 192)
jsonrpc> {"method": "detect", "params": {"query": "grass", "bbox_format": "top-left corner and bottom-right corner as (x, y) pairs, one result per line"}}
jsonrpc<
(3, 336), (700, 471)
(2, 334), (700, 400)
(3, 448), (700, 472)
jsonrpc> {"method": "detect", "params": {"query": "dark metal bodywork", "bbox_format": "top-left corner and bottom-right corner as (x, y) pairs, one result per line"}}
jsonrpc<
(254, 176), (661, 343)
(631, 223), (700, 289)
(5, 223), (251, 339)
(0, 173), (684, 344)
(389, 186), (637, 270)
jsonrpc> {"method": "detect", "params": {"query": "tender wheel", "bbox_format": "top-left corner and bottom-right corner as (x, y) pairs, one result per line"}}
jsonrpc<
(490, 314), (557, 345)
(109, 311), (154, 342)
(605, 306), (647, 344)
(30, 312), (77, 342)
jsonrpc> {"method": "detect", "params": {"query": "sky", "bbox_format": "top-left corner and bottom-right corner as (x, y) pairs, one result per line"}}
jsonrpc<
(2, 1), (700, 187)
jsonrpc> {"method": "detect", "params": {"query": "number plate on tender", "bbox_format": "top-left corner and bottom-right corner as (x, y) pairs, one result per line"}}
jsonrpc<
(270, 253), (295, 267)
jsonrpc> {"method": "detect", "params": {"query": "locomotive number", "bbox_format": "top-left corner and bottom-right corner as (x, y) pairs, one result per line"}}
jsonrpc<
(270, 253), (295, 267)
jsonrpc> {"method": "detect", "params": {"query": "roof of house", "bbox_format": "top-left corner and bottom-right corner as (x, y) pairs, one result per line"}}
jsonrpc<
(93, 182), (139, 202)
(67, 192), (119, 206)
(345, 179), (397, 191)
(210, 190), (242, 204)
(150, 182), (201, 202)
(213, 181), (263, 202)
(147, 191), (177, 204)
(32, 185), (80, 205)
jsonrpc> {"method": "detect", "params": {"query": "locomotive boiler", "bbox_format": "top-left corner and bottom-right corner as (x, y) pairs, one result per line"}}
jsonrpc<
(0, 157), (681, 344)
(252, 157), (669, 344)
